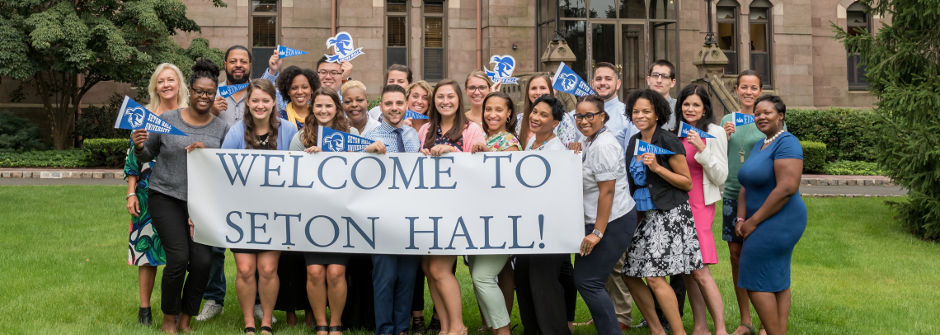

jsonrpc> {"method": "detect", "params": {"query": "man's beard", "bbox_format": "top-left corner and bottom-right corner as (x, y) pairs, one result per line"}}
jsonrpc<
(226, 71), (250, 85)
(597, 89), (615, 101)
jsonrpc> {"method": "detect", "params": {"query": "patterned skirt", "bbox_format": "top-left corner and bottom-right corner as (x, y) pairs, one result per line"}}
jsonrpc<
(622, 202), (703, 277)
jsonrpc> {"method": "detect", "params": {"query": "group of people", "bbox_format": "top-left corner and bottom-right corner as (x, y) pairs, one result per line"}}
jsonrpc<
(123, 45), (807, 335)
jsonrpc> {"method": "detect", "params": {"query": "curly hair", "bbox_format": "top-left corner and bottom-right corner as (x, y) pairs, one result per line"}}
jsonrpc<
(276, 66), (320, 104)
(300, 86), (350, 148)
(625, 89), (671, 128)
(189, 58), (220, 87)
(481, 91), (517, 137)
(577, 95), (609, 123)
(423, 79), (469, 149)
(242, 79), (281, 150)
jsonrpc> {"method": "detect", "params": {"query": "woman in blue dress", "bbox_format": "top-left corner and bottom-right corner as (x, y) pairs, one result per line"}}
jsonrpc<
(735, 95), (807, 335)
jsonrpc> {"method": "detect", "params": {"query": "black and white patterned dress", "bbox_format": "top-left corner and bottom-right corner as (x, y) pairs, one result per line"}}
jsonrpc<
(622, 157), (703, 277)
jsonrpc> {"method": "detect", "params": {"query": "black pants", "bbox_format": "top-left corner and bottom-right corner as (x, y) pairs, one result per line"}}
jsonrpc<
(560, 258), (576, 322)
(515, 254), (572, 335)
(149, 191), (212, 316)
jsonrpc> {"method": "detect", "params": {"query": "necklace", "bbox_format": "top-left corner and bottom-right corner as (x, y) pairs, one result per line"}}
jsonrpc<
(763, 129), (785, 144)
(258, 133), (270, 147)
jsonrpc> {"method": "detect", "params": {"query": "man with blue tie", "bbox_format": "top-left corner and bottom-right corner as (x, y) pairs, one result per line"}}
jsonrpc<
(362, 84), (421, 335)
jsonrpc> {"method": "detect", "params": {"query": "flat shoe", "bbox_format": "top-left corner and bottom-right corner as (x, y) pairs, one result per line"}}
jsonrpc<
(138, 307), (152, 326)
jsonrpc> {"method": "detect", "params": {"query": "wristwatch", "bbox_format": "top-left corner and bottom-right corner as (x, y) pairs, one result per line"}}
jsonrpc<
(591, 229), (603, 239)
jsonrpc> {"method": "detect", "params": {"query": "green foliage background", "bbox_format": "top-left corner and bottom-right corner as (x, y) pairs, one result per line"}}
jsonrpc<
(836, 0), (940, 239)
(0, 0), (225, 148)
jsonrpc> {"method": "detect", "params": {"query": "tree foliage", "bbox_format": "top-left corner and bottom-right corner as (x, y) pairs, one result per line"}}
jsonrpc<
(836, 0), (940, 240)
(0, 0), (225, 149)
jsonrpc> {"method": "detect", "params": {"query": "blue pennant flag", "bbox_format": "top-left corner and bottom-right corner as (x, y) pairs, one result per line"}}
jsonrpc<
(405, 109), (429, 120)
(324, 32), (365, 63)
(678, 122), (716, 139)
(113, 96), (187, 136)
(484, 55), (519, 85)
(217, 83), (249, 98)
(277, 45), (308, 59)
(733, 112), (755, 126)
(551, 62), (596, 97)
(317, 126), (374, 152)
(634, 139), (675, 156)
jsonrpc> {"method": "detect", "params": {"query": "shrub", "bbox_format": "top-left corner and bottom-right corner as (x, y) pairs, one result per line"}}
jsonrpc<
(75, 94), (131, 140)
(368, 97), (381, 110)
(800, 141), (827, 174)
(823, 160), (885, 176)
(787, 108), (878, 162)
(83, 138), (130, 168)
(0, 149), (89, 168)
(0, 112), (48, 152)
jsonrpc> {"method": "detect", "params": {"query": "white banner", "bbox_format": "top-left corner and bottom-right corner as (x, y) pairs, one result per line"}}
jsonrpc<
(187, 149), (585, 255)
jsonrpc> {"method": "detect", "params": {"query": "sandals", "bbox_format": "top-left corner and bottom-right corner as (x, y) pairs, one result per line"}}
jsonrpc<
(244, 327), (256, 335)
(328, 325), (343, 334)
(315, 325), (330, 335)
(732, 324), (757, 335)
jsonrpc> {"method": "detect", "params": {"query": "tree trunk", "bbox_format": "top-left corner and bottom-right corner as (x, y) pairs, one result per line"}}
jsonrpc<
(48, 103), (76, 150)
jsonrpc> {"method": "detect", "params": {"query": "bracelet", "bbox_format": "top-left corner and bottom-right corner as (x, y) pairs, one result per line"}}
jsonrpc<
(735, 217), (745, 224)
(126, 193), (137, 199)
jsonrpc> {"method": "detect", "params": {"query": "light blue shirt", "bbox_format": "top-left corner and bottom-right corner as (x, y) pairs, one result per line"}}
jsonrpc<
(363, 120), (420, 153)
(221, 118), (298, 150)
(603, 97), (639, 146)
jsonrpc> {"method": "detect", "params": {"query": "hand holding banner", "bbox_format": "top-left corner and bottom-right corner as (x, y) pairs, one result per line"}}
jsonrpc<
(405, 110), (429, 120)
(733, 112), (755, 126)
(679, 122), (716, 139)
(484, 55), (519, 85)
(217, 83), (249, 98)
(551, 62), (596, 97)
(187, 150), (584, 255)
(317, 126), (375, 152)
(325, 32), (365, 63)
(633, 139), (675, 156)
(277, 45), (308, 59)
(113, 96), (187, 136)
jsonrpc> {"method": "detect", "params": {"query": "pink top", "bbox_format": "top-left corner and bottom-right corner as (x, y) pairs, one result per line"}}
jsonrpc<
(417, 122), (486, 152)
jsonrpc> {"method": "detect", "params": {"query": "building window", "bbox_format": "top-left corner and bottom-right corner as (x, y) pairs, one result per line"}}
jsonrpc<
(422, 0), (445, 81)
(846, 1), (870, 90)
(749, 0), (772, 88)
(250, 0), (279, 77)
(386, 0), (408, 68)
(540, 0), (679, 97)
(716, 0), (738, 74)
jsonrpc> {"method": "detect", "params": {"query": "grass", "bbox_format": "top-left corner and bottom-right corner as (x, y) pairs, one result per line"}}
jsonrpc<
(0, 186), (938, 334)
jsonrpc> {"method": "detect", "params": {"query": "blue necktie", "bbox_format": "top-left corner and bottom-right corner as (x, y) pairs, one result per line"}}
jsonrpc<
(392, 128), (405, 152)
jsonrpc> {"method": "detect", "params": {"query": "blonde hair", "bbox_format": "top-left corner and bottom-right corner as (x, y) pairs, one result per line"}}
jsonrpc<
(146, 63), (189, 111)
(340, 80), (367, 96)
(407, 80), (433, 99)
(464, 70), (494, 88)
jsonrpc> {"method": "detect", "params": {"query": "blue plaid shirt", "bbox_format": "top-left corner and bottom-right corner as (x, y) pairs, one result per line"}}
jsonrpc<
(363, 120), (420, 153)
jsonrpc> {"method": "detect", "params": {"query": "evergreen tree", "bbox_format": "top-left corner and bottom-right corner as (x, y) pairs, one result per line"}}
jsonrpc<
(837, 0), (940, 239)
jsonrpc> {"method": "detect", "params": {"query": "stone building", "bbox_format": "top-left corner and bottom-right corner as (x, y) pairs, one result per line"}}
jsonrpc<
(0, 0), (884, 137)
(169, 0), (881, 108)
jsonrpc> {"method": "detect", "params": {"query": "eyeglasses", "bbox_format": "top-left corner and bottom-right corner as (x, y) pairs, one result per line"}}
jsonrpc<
(574, 111), (604, 121)
(318, 70), (342, 77)
(467, 86), (489, 93)
(649, 72), (672, 80)
(192, 89), (215, 97)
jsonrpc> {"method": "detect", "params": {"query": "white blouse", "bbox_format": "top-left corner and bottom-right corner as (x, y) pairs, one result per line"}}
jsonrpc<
(580, 130), (634, 224)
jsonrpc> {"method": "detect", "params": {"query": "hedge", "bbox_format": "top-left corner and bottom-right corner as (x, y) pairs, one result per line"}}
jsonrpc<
(83, 138), (130, 168)
(786, 108), (878, 162)
(0, 149), (89, 168)
(800, 141), (827, 174)
(0, 112), (47, 152)
(823, 160), (885, 176)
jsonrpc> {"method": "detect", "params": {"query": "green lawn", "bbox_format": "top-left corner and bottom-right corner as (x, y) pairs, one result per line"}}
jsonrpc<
(0, 186), (937, 334)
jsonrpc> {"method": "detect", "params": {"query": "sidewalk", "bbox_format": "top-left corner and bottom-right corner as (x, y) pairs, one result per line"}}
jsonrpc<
(0, 168), (908, 196)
